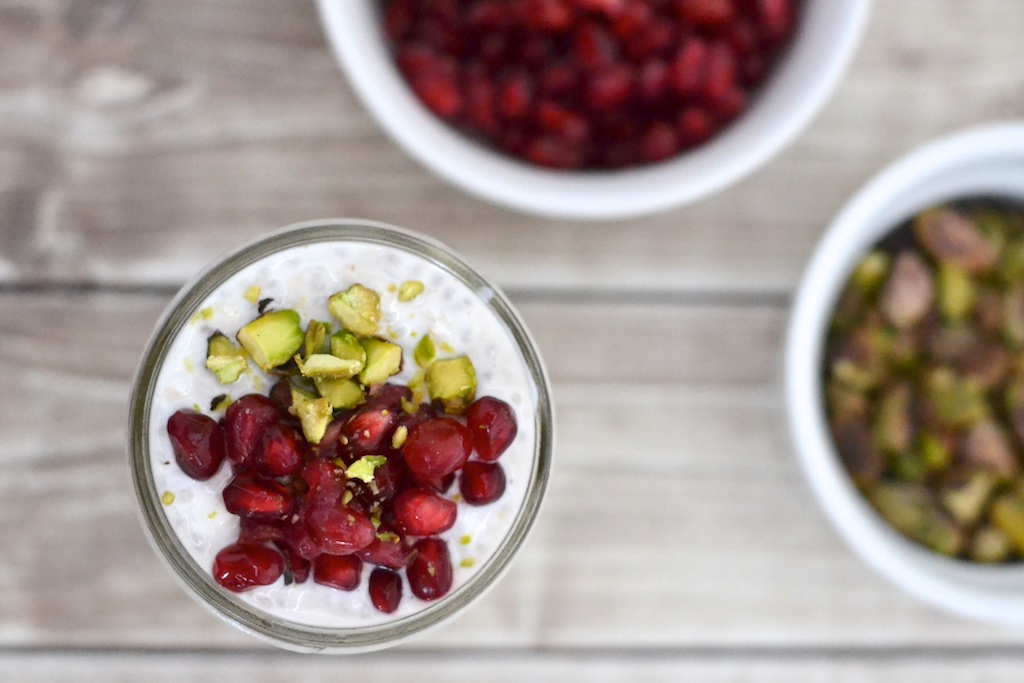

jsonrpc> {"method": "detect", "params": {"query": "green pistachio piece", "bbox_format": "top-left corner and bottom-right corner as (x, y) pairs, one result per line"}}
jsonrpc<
(969, 525), (1013, 563)
(850, 250), (892, 295)
(358, 338), (403, 386)
(936, 263), (976, 325)
(236, 309), (304, 372)
(924, 368), (987, 429)
(991, 492), (1024, 554)
(328, 284), (381, 337)
(303, 320), (328, 358)
(873, 383), (913, 455)
(289, 384), (332, 444)
(314, 376), (365, 410)
(398, 280), (425, 302)
(870, 482), (963, 556)
(940, 471), (996, 526)
(998, 239), (1024, 284)
(330, 332), (367, 374)
(297, 353), (363, 380)
(425, 356), (477, 415)
(345, 455), (388, 484)
(916, 431), (951, 472)
(414, 333), (437, 368)
(205, 331), (248, 384)
(1004, 285), (1024, 348)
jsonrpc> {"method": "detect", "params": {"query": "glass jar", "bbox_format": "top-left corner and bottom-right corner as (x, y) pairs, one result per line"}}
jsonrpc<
(128, 219), (553, 652)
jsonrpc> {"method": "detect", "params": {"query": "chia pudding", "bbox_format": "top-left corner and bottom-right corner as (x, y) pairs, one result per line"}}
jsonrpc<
(129, 220), (552, 650)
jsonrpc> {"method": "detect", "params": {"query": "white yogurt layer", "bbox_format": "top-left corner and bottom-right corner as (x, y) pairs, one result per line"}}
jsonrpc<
(148, 239), (537, 628)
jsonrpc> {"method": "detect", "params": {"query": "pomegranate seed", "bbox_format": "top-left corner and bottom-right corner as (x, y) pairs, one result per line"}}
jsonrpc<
(393, 487), (458, 536)
(268, 378), (294, 412)
(536, 101), (590, 144)
(274, 540), (311, 584)
(459, 461), (507, 505)
(414, 471), (456, 494)
(516, 0), (574, 31)
(709, 83), (746, 121)
(755, 0), (795, 43)
(410, 67), (463, 119)
(670, 37), (709, 97)
(167, 410), (226, 480)
(369, 567), (403, 613)
(307, 506), (376, 556)
(403, 417), (474, 479)
(569, 0), (625, 15)
(222, 473), (293, 521)
(586, 64), (634, 110)
(223, 394), (283, 470)
(407, 537), (453, 601)
(383, 0), (417, 42)
(678, 106), (716, 144)
(313, 553), (363, 591)
(676, 0), (736, 28)
(238, 518), (285, 545)
(366, 383), (414, 411)
(357, 524), (413, 569)
(702, 41), (737, 102)
(256, 421), (305, 477)
(464, 69), (500, 134)
(396, 43), (440, 80)
(640, 121), (680, 163)
(498, 70), (534, 121)
(213, 542), (284, 592)
(610, 0), (653, 41)
(284, 502), (322, 561)
(540, 62), (578, 98)
(300, 459), (345, 510)
(571, 21), (617, 71)
(621, 17), (677, 62)
(466, 397), (519, 461)
(341, 405), (398, 459)
(467, 0), (514, 31)
(637, 59), (670, 102)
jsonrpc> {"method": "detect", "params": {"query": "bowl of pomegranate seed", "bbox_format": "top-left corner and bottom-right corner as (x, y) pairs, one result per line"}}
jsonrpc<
(128, 219), (553, 651)
(316, 0), (870, 220)
(786, 122), (1024, 624)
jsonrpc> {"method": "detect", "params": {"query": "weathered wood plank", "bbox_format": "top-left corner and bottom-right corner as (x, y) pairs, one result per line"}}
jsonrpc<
(1, 292), (1021, 650)
(1, 1), (1023, 291)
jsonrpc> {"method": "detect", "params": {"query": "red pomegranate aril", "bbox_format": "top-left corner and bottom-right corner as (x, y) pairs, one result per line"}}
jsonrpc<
(571, 21), (617, 71)
(621, 17), (676, 62)
(223, 473), (293, 521)
(536, 101), (591, 144)
(570, 0), (625, 15)
(358, 525), (413, 569)
(403, 417), (475, 479)
(540, 62), (578, 98)
(670, 37), (709, 97)
(224, 394), (283, 470)
(284, 503), (322, 561)
(466, 396), (518, 461)
(459, 461), (507, 505)
(394, 487), (458, 536)
(383, 0), (417, 42)
(515, 0), (574, 31)
(702, 41), (738, 102)
(676, 0), (737, 28)
(709, 84), (746, 121)
(640, 121), (680, 163)
(407, 537), (453, 601)
(467, 0), (514, 31)
(300, 459), (345, 510)
(637, 59), (670, 102)
(411, 68), (464, 119)
(275, 540), (311, 584)
(213, 542), (284, 593)
(498, 70), (534, 121)
(755, 0), (795, 43)
(313, 553), (363, 591)
(678, 106), (716, 144)
(341, 405), (398, 459)
(396, 43), (440, 79)
(307, 506), (376, 556)
(268, 378), (294, 412)
(464, 70), (500, 134)
(369, 567), (403, 613)
(238, 517), (285, 545)
(167, 410), (226, 480)
(586, 64), (634, 111)
(524, 135), (585, 170)
(611, 0), (654, 41)
(256, 421), (305, 477)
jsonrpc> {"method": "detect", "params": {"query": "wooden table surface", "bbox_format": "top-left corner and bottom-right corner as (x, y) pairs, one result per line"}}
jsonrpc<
(4, 1), (1024, 680)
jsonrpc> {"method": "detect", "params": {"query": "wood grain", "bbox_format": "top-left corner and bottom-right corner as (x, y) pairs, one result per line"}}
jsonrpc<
(0, 1), (1022, 292)
(0, 292), (1020, 652)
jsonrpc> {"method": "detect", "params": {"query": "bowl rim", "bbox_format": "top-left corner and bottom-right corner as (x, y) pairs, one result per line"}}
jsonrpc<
(315, 0), (873, 220)
(785, 121), (1024, 624)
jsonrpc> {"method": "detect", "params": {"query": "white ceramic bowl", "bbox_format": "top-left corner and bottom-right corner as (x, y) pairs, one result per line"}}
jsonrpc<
(786, 122), (1024, 624)
(316, 0), (871, 220)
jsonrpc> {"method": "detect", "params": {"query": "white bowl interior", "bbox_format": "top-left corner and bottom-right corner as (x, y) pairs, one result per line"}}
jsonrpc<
(316, 0), (872, 220)
(786, 122), (1024, 624)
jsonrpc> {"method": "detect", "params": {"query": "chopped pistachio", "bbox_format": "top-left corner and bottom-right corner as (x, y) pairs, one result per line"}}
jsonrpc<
(236, 309), (304, 372)
(358, 338), (403, 386)
(937, 262), (976, 324)
(392, 425), (409, 449)
(330, 331), (367, 373)
(460, 558), (476, 568)
(940, 471), (996, 526)
(873, 383), (913, 455)
(289, 384), (332, 444)
(314, 376), (365, 410)
(345, 455), (388, 484)
(303, 320), (328, 358)
(161, 491), (175, 506)
(243, 286), (261, 304)
(398, 280), (425, 302)
(205, 331), (248, 384)
(414, 333), (438, 368)
(962, 420), (1018, 479)
(460, 534), (472, 545)
(1005, 285), (1024, 348)
(297, 353), (362, 380)
(924, 367), (987, 429)
(969, 525), (1013, 563)
(991, 492), (1024, 554)
(850, 250), (892, 295)
(328, 283), (381, 337)
(426, 356), (477, 415)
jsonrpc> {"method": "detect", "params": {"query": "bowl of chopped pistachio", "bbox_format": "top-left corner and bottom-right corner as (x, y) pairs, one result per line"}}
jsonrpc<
(785, 122), (1024, 623)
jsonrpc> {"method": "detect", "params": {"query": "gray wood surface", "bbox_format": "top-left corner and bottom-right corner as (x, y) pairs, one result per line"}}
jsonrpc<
(4, 0), (1024, 679)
